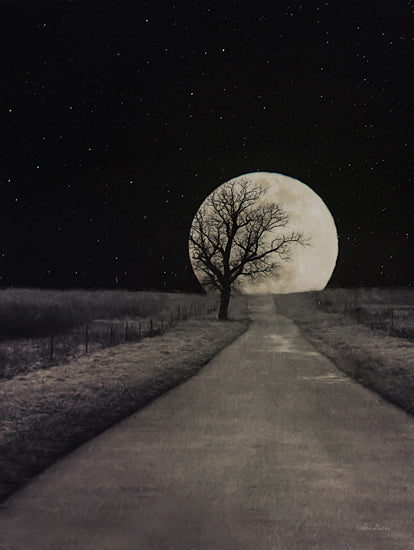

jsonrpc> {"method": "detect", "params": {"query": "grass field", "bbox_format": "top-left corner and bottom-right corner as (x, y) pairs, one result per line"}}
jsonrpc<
(315, 287), (414, 340)
(0, 287), (218, 338)
(275, 288), (414, 415)
(0, 288), (219, 379)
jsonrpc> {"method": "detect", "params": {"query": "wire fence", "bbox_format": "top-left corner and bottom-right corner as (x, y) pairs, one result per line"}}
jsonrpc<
(318, 300), (414, 341)
(49, 301), (219, 361)
(0, 299), (219, 379)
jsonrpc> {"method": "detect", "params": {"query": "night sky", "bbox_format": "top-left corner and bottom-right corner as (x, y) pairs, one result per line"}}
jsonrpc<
(1, 0), (412, 292)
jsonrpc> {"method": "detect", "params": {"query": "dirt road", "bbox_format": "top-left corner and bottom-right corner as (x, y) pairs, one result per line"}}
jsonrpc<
(1, 295), (413, 549)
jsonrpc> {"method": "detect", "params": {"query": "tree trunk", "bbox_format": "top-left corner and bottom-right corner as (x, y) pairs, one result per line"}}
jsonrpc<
(218, 287), (231, 320)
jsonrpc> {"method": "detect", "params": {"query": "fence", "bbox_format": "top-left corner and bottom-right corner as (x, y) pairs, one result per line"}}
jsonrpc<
(0, 299), (219, 379)
(318, 300), (414, 341)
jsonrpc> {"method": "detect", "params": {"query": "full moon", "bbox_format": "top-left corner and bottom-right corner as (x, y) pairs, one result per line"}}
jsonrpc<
(190, 172), (338, 294)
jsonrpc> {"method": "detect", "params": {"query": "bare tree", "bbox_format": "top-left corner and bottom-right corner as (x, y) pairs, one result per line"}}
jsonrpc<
(189, 178), (307, 319)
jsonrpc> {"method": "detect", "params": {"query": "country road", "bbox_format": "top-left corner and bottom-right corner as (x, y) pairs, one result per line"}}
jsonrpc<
(1, 295), (413, 549)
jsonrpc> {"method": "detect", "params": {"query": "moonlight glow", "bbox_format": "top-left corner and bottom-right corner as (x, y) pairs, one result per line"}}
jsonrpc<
(189, 172), (338, 294)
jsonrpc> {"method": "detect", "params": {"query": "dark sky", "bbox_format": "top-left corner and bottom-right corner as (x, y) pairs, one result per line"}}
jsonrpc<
(1, 0), (412, 291)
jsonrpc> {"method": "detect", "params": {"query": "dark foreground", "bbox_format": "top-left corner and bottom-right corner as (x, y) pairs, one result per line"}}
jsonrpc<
(0, 296), (413, 549)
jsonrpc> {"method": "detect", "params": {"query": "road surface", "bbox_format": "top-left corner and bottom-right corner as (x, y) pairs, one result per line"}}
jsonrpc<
(1, 296), (413, 549)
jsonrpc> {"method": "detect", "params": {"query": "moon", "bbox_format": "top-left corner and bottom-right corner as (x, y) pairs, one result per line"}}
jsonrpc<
(190, 172), (338, 294)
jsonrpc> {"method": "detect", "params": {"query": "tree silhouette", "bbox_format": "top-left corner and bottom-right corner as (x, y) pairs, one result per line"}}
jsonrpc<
(189, 178), (307, 319)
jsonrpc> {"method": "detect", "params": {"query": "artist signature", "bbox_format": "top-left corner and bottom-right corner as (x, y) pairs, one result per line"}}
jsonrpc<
(358, 523), (390, 532)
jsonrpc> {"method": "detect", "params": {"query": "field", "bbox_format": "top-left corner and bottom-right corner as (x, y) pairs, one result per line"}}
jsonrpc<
(315, 287), (414, 340)
(0, 288), (218, 378)
(0, 289), (249, 502)
(275, 287), (414, 415)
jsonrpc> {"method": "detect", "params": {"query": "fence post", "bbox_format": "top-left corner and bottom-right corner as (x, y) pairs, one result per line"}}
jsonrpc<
(50, 334), (54, 363)
(85, 325), (89, 354)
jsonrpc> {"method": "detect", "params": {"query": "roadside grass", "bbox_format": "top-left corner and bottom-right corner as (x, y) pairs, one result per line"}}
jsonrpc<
(0, 296), (249, 504)
(0, 289), (218, 379)
(315, 287), (414, 340)
(274, 289), (414, 416)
